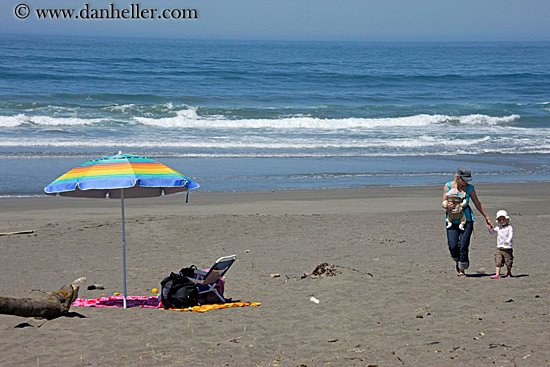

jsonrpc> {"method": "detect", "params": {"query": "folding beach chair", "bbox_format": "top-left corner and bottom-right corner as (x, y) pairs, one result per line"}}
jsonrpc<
(186, 255), (236, 303)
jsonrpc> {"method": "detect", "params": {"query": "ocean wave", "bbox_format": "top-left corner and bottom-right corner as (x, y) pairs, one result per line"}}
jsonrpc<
(456, 114), (520, 125)
(0, 134), (546, 154)
(132, 112), (521, 130)
(0, 139), (478, 150)
(0, 98), (527, 128)
(2, 149), (550, 159)
(0, 111), (518, 129)
(0, 113), (104, 127)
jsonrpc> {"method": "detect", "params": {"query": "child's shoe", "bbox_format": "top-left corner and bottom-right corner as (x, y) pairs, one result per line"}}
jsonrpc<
(446, 221), (452, 229)
(459, 223), (465, 231)
(506, 273), (512, 278)
(490, 275), (501, 279)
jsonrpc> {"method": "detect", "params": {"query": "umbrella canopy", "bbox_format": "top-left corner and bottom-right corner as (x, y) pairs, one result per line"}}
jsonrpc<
(45, 152), (199, 308)
(44, 153), (199, 198)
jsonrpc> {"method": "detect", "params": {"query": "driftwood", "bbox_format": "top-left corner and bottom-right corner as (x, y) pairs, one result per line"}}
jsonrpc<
(0, 230), (35, 236)
(0, 284), (79, 319)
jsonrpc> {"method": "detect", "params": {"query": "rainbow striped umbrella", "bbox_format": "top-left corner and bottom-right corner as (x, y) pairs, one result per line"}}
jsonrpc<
(45, 153), (199, 308)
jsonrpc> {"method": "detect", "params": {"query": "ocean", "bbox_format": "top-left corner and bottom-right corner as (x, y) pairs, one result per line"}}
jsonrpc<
(1, 34), (549, 196)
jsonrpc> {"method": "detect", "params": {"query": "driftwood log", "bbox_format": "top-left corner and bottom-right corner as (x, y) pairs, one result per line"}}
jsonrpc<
(0, 230), (35, 236)
(0, 284), (79, 319)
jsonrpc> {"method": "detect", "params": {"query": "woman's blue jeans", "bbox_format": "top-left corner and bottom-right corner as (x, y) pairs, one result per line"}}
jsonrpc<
(446, 221), (474, 270)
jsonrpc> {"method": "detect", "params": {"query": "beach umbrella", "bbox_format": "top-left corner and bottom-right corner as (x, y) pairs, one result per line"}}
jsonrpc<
(44, 152), (199, 308)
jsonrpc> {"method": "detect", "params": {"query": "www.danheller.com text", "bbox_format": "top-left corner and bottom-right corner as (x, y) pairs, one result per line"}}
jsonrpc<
(17, 3), (198, 20)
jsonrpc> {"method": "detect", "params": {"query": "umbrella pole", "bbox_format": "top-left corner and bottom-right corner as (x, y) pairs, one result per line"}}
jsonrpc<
(121, 188), (127, 309)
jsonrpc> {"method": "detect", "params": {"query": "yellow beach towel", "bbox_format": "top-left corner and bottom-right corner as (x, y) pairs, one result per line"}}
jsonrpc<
(168, 302), (261, 313)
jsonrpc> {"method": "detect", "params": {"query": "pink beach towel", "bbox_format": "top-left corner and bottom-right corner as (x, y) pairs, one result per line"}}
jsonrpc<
(72, 296), (160, 308)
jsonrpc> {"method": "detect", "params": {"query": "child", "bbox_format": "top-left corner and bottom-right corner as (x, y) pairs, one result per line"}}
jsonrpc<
(443, 187), (467, 230)
(488, 210), (514, 278)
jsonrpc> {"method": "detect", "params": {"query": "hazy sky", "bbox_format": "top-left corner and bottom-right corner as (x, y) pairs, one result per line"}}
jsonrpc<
(3, 0), (550, 41)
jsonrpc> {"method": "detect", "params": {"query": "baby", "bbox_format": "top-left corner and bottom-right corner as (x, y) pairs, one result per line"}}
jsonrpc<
(443, 187), (467, 230)
(488, 210), (514, 278)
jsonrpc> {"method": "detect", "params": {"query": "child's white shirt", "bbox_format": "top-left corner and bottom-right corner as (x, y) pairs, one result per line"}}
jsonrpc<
(488, 224), (513, 249)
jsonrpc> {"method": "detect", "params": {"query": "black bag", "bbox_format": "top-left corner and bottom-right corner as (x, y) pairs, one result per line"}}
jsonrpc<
(178, 265), (197, 278)
(160, 271), (199, 309)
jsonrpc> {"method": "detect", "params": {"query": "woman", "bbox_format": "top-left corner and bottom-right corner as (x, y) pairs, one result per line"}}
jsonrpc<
(442, 166), (494, 277)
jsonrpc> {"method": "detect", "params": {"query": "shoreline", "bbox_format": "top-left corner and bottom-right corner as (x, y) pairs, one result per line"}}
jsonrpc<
(1, 181), (549, 366)
(3, 153), (550, 198)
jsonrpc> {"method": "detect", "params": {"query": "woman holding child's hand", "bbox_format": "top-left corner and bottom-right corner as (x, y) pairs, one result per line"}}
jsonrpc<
(442, 166), (493, 277)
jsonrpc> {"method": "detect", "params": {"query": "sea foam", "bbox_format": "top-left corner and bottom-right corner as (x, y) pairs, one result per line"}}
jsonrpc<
(131, 112), (521, 130)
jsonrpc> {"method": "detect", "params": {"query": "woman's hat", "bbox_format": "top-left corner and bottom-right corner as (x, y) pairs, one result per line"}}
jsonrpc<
(457, 166), (472, 181)
(496, 210), (510, 219)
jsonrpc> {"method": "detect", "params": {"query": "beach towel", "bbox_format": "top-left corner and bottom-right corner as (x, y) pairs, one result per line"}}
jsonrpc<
(72, 296), (160, 308)
(72, 296), (260, 312)
(166, 302), (262, 313)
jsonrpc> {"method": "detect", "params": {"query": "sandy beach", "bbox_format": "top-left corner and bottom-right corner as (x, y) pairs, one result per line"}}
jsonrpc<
(1, 182), (549, 367)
